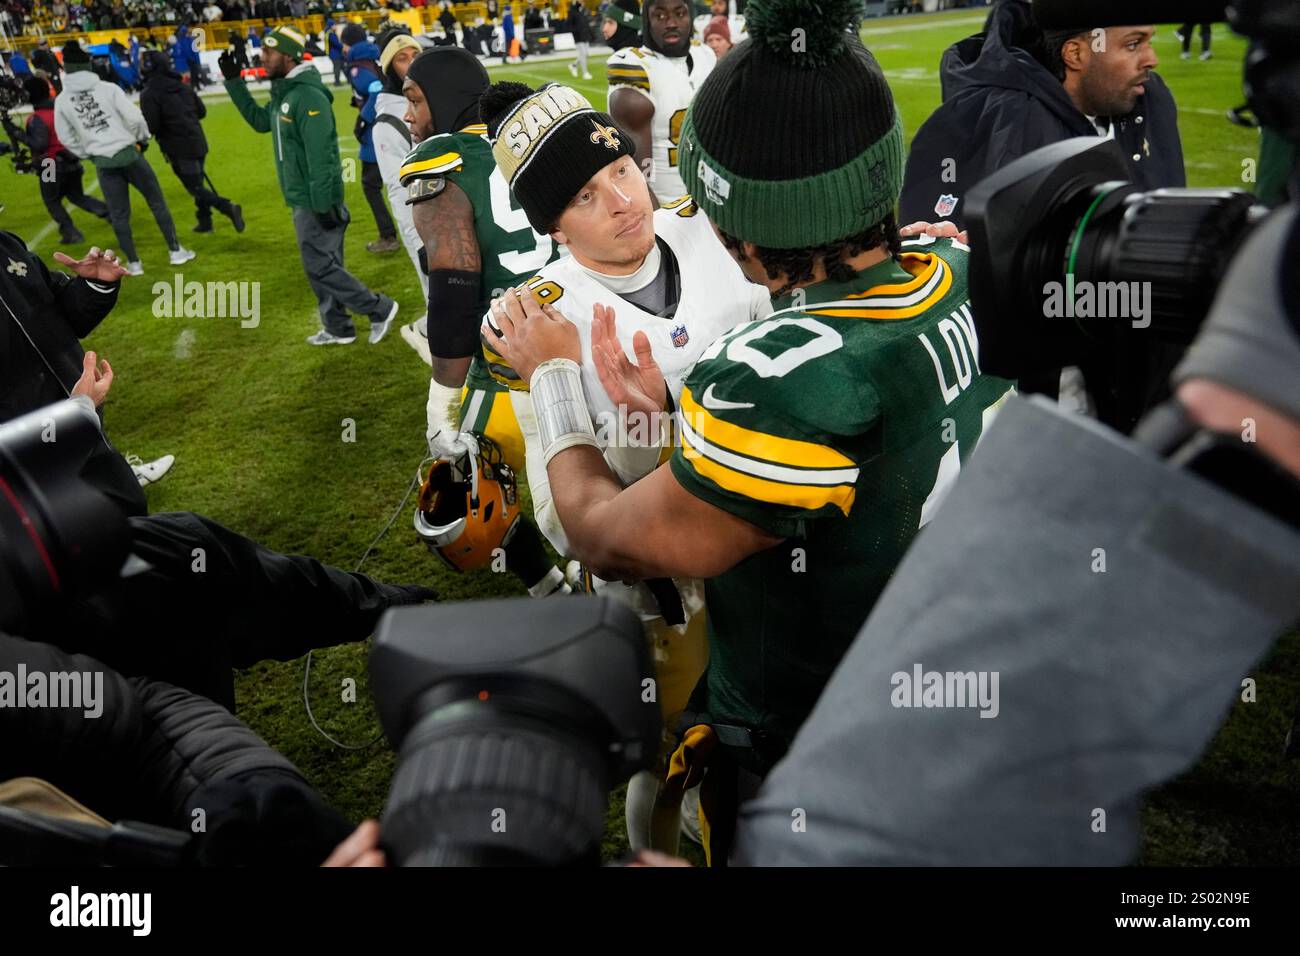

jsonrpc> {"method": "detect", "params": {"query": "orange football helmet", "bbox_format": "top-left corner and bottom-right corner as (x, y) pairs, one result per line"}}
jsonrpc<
(413, 435), (522, 572)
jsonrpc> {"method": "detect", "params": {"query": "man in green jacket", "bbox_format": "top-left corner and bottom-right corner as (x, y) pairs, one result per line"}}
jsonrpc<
(220, 26), (398, 345)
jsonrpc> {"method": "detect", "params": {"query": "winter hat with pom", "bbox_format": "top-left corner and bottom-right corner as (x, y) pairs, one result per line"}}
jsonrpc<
(679, 0), (904, 248)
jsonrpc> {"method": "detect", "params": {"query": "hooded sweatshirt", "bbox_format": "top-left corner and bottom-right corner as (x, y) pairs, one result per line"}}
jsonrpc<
(140, 63), (209, 160)
(53, 67), (152, 169)
(225, 62), (343, 213)
(899, 0), (1185, 228)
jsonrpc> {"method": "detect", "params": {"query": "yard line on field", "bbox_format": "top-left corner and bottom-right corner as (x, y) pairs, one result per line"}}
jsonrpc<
(28, 180), (103, 252)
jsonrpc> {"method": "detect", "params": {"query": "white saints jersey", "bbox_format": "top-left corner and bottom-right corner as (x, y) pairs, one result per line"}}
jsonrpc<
(484, 197), (770, 627)
(606, 44), (716, 204)
(482, 195), (770, 533)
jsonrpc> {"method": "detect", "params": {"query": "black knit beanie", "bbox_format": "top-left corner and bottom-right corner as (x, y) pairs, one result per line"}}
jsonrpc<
(61, 40), (91, 66)
(23, 75), (52, 107)
(482, 82), (637, 233)
(679, 0), (904, 249)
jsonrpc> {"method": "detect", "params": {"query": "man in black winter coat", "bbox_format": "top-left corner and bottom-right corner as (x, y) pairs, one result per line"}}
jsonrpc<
(138, 50), (244, 234)
(899, 0), (1185, 230)
(0, 230), (146, 517)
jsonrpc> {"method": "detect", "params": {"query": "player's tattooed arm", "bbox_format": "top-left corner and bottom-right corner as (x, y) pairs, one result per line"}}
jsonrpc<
(608, 88), (660, 210)
(412, 181), (482, 390)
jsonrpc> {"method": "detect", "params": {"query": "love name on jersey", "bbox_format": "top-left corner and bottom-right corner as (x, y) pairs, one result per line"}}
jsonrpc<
(916, 302), (981, 405)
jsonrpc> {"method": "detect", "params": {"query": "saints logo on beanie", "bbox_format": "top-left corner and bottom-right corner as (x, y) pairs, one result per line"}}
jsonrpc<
(481, 82), (637, 233)
(680, 0), (905, 250)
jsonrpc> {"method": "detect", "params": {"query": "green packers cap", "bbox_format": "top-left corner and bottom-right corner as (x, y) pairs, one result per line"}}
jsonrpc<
(679, 0), (905, 249)
(263, 24), (307, 60)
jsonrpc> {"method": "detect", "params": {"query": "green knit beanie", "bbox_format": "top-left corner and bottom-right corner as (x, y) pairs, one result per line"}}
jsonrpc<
(679, 0), (905, 249)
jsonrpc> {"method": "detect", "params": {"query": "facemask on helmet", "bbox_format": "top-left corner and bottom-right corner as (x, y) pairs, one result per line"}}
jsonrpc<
(413, 435), (521, 572)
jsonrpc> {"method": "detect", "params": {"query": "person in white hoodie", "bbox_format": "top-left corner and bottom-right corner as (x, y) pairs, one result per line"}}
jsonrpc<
(373, 29), (433, 364)
(53, 41), (194, 276)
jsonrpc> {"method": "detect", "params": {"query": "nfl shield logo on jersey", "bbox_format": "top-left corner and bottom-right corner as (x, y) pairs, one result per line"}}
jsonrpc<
(671, 325), (689, 348)
(934, 194), (959, 218)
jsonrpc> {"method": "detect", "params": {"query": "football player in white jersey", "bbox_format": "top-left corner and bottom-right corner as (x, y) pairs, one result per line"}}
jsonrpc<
(477, 80), (770, 853)
(606, 0), (716, 204)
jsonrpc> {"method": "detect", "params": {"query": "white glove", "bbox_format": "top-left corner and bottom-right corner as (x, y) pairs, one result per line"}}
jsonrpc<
(426, 378), (479, 461)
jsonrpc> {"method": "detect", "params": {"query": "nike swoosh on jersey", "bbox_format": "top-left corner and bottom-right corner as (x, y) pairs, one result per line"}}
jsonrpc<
(701, 383), (755, 411)
(308, 110), (321, 116)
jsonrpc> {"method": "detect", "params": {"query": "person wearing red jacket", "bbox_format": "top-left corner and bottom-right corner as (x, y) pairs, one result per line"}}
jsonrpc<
(17, 75), (110, 246)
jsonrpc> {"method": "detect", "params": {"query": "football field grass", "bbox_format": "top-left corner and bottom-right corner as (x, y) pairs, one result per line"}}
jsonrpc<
(1, 9), (1295, 864)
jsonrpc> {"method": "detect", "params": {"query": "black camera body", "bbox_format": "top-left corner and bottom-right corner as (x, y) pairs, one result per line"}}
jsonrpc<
(370, 597), (662, 866)
(0, 401), (131, 633)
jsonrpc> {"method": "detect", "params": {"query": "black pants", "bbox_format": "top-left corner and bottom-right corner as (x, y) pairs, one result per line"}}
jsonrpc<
(331, 56), (345, 85)
(170, 155), (233, 227)
(360, 159), (397, 240)
(25, 510), (436, 710)
(95, 153), (179, 262)
(38, 153), (109, 241)
(1180, 22), (1212, 53)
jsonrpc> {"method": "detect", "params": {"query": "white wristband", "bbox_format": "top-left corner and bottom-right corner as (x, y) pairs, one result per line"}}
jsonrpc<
(530, 358), (598, 465)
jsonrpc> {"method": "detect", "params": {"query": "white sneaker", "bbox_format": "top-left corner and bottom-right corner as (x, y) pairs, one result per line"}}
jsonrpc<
(169, 246), (196, 265)
(568, 62), (577, 77)
(127, 453), (175, 487)
(125, 261), (144, 276)
(1199, 50), (1213, 61)
(582, 72), (592, 80)
(369, 299), (399, 344)
(307, 329), (356, 345)
(1181, 51), (1191, 60)
(399, 321), (433, 366)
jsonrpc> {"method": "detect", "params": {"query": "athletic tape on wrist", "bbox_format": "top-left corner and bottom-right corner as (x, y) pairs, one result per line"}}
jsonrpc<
(531, 359), (598, 465)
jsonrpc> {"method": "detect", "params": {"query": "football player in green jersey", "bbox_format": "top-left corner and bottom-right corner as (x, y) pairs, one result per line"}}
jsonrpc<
(400, 48), (569, 597)
(483, 0), (1016, 861)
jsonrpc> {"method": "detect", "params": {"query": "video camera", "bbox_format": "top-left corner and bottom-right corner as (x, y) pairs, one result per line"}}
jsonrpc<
(0, 400), (659, 867)
(0, 75), (35, 175)
(966, 0), (1299, 431)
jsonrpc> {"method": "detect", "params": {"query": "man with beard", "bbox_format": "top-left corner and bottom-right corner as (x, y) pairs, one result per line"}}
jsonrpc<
(397, 50), (570, 599)
(900, 1), (1183, 230)
(606, 0), (715, 204)
(220, 26), (398, 346)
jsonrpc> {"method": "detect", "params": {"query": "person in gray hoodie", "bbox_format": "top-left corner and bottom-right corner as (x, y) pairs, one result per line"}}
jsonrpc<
(374, 28), (431, 362)
(53, 40), (195, 276)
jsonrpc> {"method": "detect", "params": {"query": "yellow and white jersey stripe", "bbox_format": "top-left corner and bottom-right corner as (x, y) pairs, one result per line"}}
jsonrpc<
(801, 252), (953, 321)
(677, 386), (859, 516)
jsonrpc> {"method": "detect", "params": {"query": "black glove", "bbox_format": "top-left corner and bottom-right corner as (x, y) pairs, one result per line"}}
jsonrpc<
(137, 140), (149, 154)
(218, 50), (241, 80)
(353, 114), (366, 145)
(315, 206), (344, 230)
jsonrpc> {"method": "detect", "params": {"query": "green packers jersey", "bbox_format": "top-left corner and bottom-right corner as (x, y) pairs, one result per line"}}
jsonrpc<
(670, 236), (1015, 748)
(399, 124), (561, 391)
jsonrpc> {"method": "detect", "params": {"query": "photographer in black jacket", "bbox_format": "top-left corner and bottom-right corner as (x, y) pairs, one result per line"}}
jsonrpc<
(139, 50), (244, 235)
(900, 0), (1184, 228)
